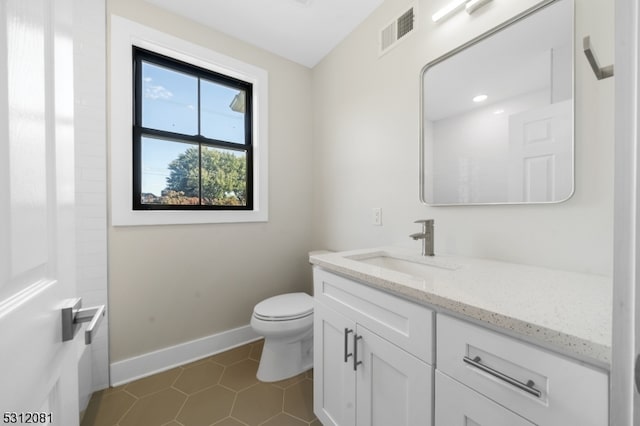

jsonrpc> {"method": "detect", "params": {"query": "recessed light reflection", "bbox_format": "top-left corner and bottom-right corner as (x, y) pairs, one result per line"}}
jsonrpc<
(473, 94), (488, 103)
(493, 109), (504, 115)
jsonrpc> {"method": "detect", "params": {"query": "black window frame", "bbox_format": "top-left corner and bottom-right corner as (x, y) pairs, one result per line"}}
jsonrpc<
(132, 46), (254, 211)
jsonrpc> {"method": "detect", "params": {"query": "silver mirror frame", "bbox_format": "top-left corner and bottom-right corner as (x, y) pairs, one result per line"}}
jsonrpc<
(419, 0), (575, 206)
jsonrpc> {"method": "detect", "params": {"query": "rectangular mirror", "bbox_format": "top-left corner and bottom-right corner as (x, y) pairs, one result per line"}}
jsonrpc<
(421, 0), (574, 206)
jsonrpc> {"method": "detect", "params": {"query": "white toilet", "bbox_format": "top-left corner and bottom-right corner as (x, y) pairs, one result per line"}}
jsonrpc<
(250, 292), (314, 382)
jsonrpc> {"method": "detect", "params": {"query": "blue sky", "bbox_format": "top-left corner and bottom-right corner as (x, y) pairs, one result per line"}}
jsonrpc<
(140, 61), (245, 196)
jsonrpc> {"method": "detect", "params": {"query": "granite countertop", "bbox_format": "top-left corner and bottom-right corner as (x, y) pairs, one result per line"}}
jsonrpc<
(309, 247), (612, 369)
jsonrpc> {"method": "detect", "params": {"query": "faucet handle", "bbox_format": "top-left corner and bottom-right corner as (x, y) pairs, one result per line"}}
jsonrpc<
(412, 220), (435, 256)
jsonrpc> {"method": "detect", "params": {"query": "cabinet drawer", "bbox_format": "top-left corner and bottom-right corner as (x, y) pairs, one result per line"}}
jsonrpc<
(314, 268), (433, 364)
(436, 314), (608, 426)
(435, 371), (535, 426)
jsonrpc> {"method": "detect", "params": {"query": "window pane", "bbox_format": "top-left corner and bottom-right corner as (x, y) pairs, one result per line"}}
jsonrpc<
(200, 79), (246, 144)
(201, 146), (247, 206)
(141, 137), (200, 205)
(142, 61), (198, 135)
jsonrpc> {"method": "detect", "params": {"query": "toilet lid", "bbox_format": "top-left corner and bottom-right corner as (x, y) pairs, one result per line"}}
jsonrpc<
(253, 292), (314, 321)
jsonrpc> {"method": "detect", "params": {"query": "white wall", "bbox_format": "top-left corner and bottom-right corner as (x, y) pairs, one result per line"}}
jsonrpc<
(74, 0), (109, 407)
(107, 0), (314, 364)
(311, 0), (614, 276)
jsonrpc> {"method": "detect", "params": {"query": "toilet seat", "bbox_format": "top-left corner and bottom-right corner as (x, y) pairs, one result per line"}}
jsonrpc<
(253, 292), (313, 321)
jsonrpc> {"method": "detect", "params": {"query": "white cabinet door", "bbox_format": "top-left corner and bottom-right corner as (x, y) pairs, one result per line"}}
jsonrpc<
(0, 0), (80, 423)
(435, 372), (536, 426)
(313, 271), (435, 426)
(356, 325), (433, 426)
(314, 302), (356, 426)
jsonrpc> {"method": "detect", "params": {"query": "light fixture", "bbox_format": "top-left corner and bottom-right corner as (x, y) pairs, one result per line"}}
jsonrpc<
(229, 92), (246, 113)
(473, 94), (488, 103)
(465, 0), (492, 14)
(431, 0), (466, 22)
(432, 0), (492, 23)
(493, 109), (504, 115)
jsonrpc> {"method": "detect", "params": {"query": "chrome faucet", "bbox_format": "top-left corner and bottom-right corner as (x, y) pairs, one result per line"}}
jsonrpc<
(410, 219), (434, 256)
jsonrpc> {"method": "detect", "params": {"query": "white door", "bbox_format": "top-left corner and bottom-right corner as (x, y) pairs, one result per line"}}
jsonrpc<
(313, 302), (356, 426)
(613, 0), (640, 425)
(355, 326), (432, 426)
(507, 99), (573, 202)
(0, 0), (80, 424)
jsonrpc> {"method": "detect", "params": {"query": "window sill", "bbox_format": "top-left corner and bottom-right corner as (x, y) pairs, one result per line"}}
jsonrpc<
(111, 209), (268, 226)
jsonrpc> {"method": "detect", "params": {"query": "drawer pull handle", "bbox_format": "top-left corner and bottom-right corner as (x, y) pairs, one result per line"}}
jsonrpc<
(353, 334), (363, 371)
(344, 328), (353, 362)
(462, 356), (542, 398)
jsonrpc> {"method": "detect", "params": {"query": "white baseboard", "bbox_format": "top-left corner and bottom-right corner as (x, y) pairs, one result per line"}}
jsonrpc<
(109, 324), (261, 387)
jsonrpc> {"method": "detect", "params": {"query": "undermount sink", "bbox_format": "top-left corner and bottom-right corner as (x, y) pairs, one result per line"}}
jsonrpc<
(346, 251), (461, 278)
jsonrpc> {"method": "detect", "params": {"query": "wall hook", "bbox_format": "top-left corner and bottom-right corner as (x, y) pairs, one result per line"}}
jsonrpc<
(583, 36), (614, 80)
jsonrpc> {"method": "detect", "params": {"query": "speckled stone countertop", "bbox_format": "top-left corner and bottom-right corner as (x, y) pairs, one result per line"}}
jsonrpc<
(309, 247), (612, 369)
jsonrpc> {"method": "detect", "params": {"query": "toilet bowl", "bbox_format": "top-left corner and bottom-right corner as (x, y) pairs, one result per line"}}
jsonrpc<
(250, 292), (314, 382)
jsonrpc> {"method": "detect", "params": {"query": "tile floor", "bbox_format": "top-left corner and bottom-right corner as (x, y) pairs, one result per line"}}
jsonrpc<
(81, 340), (320, 426)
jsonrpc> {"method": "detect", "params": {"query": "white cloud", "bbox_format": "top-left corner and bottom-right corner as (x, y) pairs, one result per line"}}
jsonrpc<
(144, 82), (173, 100)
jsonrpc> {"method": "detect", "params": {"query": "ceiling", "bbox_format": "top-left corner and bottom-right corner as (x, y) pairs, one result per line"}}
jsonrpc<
(145, 0), (384, 68)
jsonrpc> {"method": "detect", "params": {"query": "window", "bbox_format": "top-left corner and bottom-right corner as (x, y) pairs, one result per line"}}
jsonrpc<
(111, 16), (268, 225)
(133, 47), (253, 210)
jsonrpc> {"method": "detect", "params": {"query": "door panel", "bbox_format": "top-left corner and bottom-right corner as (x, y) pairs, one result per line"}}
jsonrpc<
(313, 302), (356, 426)
(508, 99), (573, 202)
(356, 326), (433, 426)
(612, 1), (640, 424)
(0, 0), (79, 423)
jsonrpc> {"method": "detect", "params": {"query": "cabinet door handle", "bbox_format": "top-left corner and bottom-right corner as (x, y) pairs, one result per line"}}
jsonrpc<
(462, 356), (542, 398)
(353, 334), (363, 371)
(344, 328), (353, 362)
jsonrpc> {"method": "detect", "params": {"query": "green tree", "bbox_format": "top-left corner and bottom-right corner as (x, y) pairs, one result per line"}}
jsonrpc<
(165, 146), (246, 205)
(165, 147), (200, 198)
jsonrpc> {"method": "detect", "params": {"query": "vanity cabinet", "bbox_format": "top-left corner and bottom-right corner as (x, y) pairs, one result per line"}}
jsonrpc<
(312, 267), (609, 426)
(313, 269), (434, 426)
(435, 314), (609, 426)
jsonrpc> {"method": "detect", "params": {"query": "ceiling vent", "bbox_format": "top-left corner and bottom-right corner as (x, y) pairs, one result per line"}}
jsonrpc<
(380, 5), (416, 56)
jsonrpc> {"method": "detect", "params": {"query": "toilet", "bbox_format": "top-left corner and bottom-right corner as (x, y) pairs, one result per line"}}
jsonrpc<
(250, 292), (314, 382)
